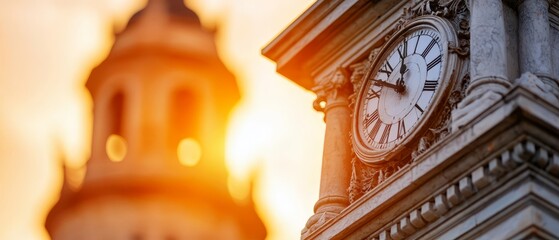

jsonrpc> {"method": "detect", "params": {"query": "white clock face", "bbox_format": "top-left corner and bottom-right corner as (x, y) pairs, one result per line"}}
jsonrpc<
(358, 28), (443, 150)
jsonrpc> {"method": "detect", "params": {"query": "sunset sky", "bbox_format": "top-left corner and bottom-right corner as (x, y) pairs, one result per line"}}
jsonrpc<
(0, 0), (324, 239)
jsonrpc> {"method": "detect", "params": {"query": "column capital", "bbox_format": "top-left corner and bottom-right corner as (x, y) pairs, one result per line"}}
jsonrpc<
(312, 67), (353, 113)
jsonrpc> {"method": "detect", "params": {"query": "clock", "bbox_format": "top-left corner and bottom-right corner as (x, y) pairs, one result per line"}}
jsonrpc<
(352, 17), (460, 165)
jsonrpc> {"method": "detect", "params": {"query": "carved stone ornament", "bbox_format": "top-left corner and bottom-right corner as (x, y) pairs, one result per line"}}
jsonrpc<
(348, 0), (470, 203)
(348, 59), (373, 112)
(395, 0), (470, 57)
(312, 67), (351, 113)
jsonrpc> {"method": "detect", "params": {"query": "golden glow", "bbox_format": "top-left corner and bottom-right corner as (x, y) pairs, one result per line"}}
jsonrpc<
(66, 165), (86, 191)
(177, 138), (202, 167)
(0, 1), (320, 240)
(227, 175), (250, 205)
(226, 107), (265, 178)
(106, 134), (127, 162)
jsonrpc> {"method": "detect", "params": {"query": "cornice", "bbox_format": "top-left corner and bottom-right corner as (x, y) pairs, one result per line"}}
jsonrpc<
(263, 0), (408, 90)
(262, 0), (343, 61)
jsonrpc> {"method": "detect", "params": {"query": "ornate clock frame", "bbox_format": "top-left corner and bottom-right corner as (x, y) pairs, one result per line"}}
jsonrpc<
(348, 0), (471, 202)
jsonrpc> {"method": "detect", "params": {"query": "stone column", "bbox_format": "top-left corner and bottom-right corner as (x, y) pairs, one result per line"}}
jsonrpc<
(519, 0), (551, 77)
(452, 0), (511, 130)
(302, 67), (352, 238)
(516, 0), (559, 105)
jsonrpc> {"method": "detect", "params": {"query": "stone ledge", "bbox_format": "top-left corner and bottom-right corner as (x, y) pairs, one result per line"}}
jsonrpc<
(409, 152), (559, 239)
(431, 168), (559, 239)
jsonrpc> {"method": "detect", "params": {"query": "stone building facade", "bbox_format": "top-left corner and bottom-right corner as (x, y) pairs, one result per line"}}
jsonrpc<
(45, 0), (266, 239)
(264, 0), (559, 239)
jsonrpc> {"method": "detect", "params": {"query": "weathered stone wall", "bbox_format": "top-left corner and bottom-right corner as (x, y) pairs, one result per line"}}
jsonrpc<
(551, 27), (559, 78)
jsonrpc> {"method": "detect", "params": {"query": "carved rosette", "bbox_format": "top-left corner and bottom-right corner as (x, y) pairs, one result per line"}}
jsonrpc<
(348, 0), (471, 203)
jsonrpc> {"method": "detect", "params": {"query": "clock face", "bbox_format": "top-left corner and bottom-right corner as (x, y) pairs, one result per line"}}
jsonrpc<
(356, 27), (444, 153)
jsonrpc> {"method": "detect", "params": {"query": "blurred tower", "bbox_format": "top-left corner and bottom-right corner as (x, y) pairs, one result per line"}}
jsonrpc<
(45, 0), (266, 239)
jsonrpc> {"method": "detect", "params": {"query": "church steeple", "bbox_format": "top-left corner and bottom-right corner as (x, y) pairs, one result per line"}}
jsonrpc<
(127, 0), (202, 28)
(46, 1), (265, 239)
(83, 0), (239, 186)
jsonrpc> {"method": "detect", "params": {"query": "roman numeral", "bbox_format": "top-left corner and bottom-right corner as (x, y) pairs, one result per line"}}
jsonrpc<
(397, 120), (406, 139)
(379, 64), (392, 77)
(413, 35), (421, 54)
(427, 55), (442, 71)
(415, 103), (424, 113)
(366, 88), (380, 99)
(363, 110), (379, 128)
(423, 80), (438, 91)
(379, 124), (392, 144)
(369, 119), (382, 140)
(402, 40), (407, 57)
(421, 38), (438, 58)
(385, 61), (394, 72)
(379, 68), (391, 74)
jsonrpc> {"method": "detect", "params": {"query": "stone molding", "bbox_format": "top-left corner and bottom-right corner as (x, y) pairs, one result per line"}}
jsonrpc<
(516, 72), (559, 105)
(368, 139), (559, 240)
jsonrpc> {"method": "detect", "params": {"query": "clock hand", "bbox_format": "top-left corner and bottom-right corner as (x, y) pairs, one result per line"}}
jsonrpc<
(398, 48), (407, 76)
(396, 47), (407, 93)
(372, 79), (405, 93)
(395, 78), (406, 94)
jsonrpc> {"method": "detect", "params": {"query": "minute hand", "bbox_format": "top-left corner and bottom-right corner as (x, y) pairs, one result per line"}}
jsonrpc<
(398, 47), (407, 75)
(372, 79), (404, 92)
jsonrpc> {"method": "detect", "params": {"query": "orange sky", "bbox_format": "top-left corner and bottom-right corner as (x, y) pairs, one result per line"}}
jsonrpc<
(0, 0), (323, 240)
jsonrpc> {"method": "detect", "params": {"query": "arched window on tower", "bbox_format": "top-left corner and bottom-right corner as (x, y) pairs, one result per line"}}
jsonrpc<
(170, 89), (202, 166)
(105, 91), (127, 162)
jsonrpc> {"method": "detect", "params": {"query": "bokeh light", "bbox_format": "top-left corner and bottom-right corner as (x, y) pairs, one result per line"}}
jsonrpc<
(177, 138), (202, 167)
(106, 134), (127, 162)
